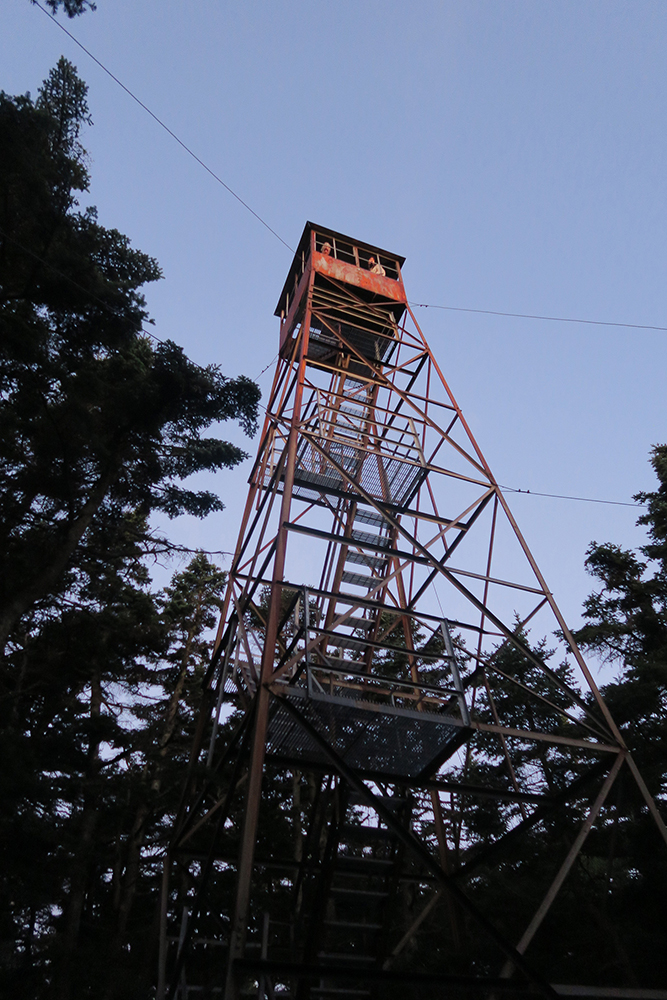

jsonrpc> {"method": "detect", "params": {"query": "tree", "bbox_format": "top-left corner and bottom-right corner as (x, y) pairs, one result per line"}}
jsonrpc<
(0, 57), (260, 654)
(573, 444), (667, 762)
(572, 445), (667, 826)
(0, 59), (260, 998)
(568, 445), (667, 986)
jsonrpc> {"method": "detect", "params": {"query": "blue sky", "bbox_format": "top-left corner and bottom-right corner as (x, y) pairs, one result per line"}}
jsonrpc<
(3, 0), (666, 638)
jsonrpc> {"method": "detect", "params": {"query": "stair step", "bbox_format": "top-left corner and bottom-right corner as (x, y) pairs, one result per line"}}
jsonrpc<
(345, 616), (376, 631)
(341, 571), (377, 590)
(294, 469), (344, 490)
(346, 551), (387, 571)
(338, 429), (368, 439)
(350, 528), (390, 549)
(329, 635), (369, 652)
(320, 657), (367, 673)
(337, 419), (367, 435)
(353, 509), (388, 529)
(337, 590), (382, 608)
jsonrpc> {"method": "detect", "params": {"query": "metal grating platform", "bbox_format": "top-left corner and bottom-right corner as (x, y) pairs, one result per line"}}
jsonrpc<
(266, 687), (468, 777)
(289, 447), (426, 507)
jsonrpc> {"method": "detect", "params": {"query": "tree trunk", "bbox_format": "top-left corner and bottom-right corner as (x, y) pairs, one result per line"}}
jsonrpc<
(55, 667), (103, 1000)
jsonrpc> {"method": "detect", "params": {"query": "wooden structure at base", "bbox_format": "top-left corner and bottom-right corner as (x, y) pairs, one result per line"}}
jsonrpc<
(159, 224), (667, 1000)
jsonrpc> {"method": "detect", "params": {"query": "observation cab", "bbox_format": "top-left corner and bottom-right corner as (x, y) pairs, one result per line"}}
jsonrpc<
(276, 222), (407, 377)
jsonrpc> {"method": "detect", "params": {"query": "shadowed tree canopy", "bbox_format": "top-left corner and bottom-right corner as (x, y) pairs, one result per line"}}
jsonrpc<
(0, 58), (259, 999)
(0, 57), (260, 653)
(573, 444), (667, 793)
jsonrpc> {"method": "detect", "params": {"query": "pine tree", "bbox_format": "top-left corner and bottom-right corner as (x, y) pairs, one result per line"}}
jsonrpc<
(0, 57), (260, 652)
(569, 445), (667, 986)
(0, 60), (260, 998)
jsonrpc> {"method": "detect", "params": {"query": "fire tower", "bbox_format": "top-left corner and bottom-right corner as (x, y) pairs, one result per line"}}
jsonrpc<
(159, 224), (667, 1000)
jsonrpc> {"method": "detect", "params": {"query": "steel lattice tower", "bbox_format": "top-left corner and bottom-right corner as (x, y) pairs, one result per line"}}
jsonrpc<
(159, 224), (667, 1000)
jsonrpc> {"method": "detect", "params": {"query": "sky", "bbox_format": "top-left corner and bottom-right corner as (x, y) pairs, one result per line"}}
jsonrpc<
(3, 0), (666, 648)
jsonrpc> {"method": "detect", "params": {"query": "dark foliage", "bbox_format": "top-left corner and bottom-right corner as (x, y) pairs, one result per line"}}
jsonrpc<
(0, 60), (259, 998)
(33, 0), (97, 18)
(0, 57), (260, 653)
